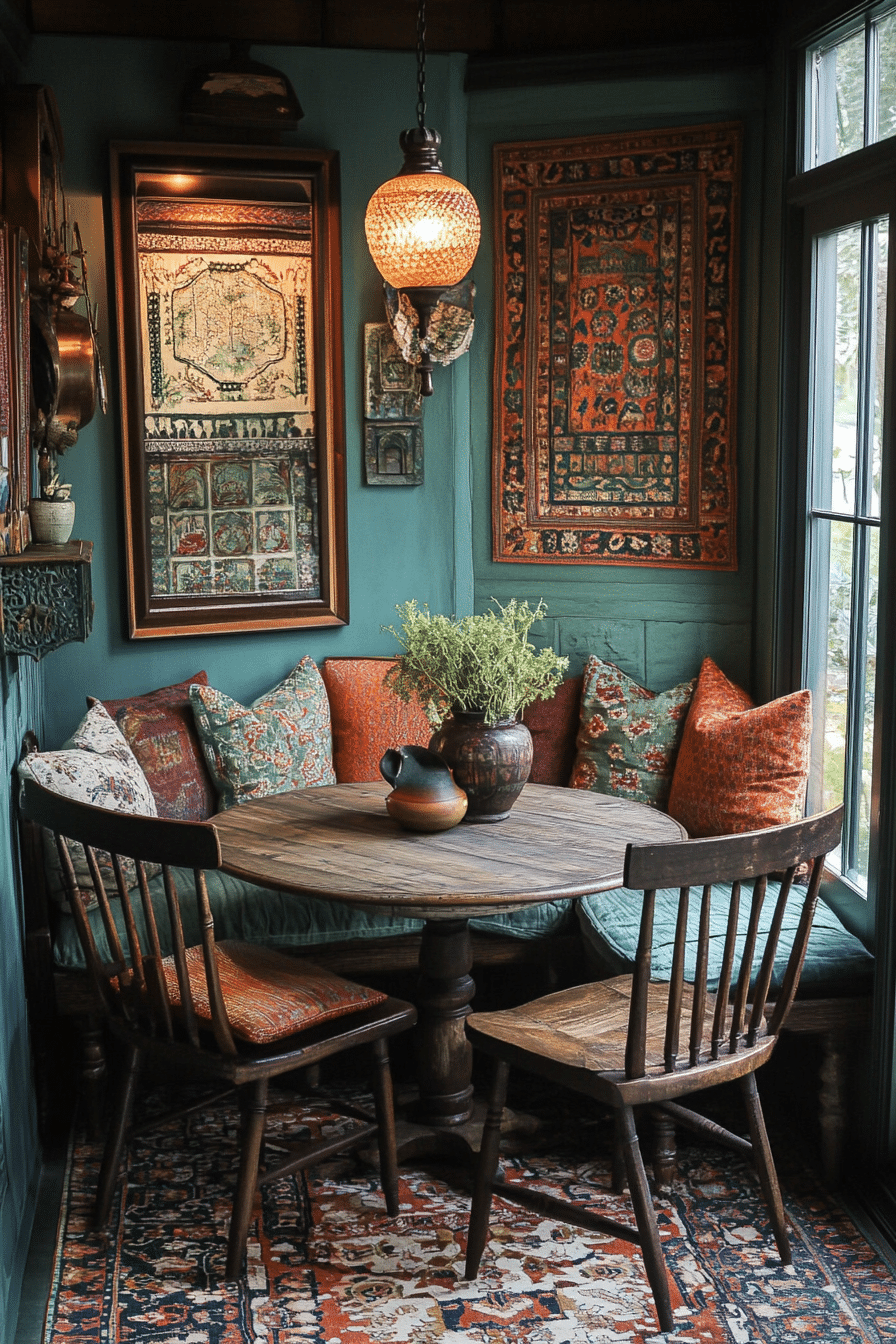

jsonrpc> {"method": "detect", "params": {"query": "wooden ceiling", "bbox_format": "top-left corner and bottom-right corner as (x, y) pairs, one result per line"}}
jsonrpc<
(23, 0), (789, 55)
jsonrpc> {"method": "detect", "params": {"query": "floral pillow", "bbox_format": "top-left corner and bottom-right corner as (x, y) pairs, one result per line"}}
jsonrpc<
(17, 701), (158, 910)
(190, 657), (336, 810)
(667, 657), (812, 838)
(569, 657), (696, 809)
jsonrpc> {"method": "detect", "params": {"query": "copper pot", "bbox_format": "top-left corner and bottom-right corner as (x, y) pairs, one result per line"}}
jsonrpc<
(52, 307), (97, 431)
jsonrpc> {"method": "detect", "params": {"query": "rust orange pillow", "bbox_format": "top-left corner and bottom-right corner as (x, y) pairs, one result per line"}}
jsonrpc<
(667, 657), (812, 838)
(321, 657), (432, 783)
(522, 676), (583, 786)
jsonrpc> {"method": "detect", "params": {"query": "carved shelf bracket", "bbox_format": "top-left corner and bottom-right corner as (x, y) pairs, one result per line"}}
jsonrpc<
(0, 539), (93, 659)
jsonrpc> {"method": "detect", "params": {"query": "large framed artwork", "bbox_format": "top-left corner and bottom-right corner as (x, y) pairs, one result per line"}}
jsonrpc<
(493, 123), (740, 569)
(110, 142), (348, 638)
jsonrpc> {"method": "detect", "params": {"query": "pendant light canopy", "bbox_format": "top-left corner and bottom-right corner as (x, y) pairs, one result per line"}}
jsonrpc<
(364, 1), (480, 393)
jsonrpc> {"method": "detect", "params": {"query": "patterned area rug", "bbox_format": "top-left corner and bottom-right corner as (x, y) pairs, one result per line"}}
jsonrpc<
(42, 1080), (896, 1343)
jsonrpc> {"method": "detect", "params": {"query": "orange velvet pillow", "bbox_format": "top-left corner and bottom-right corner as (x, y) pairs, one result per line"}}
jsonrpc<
(666, 657), (812, 838)
(321, 657), (432, 783)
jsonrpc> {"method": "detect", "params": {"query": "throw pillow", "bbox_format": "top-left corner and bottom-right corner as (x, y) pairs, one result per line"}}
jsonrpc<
(17, 701), (158, 910)
(321, 656), (431, 782)
(190, 657), (336, 810)
(666, 657), (812, 837)
(569, 657), (695, 808)
(522, 675), (583, 786)
(97, 672), (216, 821)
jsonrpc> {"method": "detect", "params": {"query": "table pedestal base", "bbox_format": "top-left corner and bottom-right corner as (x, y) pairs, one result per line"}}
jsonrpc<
(385, 1091), (542, 1168)
(414, 918), (475, 1126)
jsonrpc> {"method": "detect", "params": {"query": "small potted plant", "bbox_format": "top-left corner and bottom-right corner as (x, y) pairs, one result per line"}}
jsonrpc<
(384, 599), (568, 821)
(29, 468), (75, 545)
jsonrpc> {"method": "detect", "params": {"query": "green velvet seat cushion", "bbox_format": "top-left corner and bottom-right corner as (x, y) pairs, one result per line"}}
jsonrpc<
(577, 882), (873, 997)
(51, 869), (575, 969)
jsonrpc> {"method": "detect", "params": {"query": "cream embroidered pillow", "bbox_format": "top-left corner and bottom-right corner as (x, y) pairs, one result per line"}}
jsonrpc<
(18, 701), (158, 910)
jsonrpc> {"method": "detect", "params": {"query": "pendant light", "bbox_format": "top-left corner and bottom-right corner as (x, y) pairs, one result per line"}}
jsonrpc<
(364, 0), (480, 394)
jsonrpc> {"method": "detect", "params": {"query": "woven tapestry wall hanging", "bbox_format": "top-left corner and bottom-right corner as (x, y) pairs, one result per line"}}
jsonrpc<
(493, 122), (740, 569)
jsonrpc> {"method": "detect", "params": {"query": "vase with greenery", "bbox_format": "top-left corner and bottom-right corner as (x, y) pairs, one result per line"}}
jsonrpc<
(384, 599), (568, 821)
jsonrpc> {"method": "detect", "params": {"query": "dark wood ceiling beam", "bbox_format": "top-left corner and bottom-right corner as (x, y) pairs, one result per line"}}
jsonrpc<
(26, 0), (783, 53)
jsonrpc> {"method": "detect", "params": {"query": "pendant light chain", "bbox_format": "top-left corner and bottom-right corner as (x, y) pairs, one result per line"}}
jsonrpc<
(416, 0), (427, 131)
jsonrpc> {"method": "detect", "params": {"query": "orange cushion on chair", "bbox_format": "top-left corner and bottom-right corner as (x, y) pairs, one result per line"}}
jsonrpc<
(321, 657), (432, 782)
(667, 658), (812, 839)
(161, 941), (388, 1044)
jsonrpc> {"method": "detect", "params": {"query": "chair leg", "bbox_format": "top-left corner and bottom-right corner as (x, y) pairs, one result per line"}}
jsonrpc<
(370, 1037), (400, 1215)
(464, 1058), (510, 1279)
(619, 1104), (674, 1335)
(611, 1110), (627, 1193)
(650, 1105), (678, 1189)
(739, 1072), (791, 1265)
(226, 1077), (269, 1281)
(94, 1042), (142, 1227)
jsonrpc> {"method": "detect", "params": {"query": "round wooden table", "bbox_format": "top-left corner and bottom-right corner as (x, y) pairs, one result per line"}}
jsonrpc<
(212, 782), (686, 1149)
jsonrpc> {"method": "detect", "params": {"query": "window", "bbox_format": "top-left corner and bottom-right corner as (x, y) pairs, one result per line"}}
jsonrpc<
(807, 5), (896, 168)
(792, 4), (896, 940)
(805, 219), (886, 894)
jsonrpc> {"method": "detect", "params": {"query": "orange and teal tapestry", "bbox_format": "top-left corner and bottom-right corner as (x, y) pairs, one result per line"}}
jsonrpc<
(493, 123), (740, 569)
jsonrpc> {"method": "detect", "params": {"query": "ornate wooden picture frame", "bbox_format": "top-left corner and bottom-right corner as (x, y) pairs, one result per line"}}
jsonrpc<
(109, 142), (348, 638)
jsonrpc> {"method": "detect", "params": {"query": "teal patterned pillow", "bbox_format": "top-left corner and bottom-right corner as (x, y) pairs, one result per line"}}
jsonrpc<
(190, 657), (336, 811)
(569, 656), (695, 809)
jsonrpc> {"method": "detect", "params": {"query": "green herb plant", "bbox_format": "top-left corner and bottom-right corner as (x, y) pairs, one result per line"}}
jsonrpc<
(383, 599), (568, 728)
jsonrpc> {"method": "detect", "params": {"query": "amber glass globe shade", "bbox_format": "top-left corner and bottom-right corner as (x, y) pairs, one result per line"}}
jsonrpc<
(364, 172), (481, 289)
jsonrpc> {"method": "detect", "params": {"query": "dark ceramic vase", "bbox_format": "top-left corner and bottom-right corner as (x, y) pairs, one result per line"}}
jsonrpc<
(379, 744), (468, 832)
(428, 711), (533, 822)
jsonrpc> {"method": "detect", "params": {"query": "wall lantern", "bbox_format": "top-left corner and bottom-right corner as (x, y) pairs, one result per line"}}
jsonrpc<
(364, 0), (480, 394)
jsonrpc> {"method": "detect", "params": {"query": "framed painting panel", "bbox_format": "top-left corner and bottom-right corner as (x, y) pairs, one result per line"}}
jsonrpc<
(109, 142), (348, 637)
(492, 123), (740, 570)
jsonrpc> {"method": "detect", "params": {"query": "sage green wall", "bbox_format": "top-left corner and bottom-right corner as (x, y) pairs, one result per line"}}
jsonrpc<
(467, 70), (768, 693)
(0, 656), (43, 1344)
(22, 37), (474, 750)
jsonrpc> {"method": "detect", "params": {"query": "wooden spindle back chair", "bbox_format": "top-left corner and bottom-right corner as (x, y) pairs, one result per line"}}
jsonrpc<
(464, 806), (844, 1335)
(19, 776), (417, 1281)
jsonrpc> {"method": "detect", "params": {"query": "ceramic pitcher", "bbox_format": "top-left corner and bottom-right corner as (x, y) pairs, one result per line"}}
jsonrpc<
(379, 744), (468, 832)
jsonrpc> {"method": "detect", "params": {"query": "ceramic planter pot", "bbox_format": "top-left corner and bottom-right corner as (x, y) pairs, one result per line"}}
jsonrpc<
(29, 498), (75, 544)
(429, 711), (533, 822)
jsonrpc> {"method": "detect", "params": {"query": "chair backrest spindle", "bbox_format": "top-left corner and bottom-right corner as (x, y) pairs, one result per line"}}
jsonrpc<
(689, 883), (712, 1066)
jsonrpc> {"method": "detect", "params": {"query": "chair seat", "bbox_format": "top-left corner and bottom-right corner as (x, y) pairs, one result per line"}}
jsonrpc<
(160, 941), (388, 1044)
(467, 975), (769, 1079)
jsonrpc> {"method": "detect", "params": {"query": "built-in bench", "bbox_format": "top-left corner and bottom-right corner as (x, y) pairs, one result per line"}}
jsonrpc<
(15, 654), (874, 1182)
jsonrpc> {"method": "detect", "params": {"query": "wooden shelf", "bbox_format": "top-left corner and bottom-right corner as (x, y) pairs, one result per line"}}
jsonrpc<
(0, 540), (93, 659)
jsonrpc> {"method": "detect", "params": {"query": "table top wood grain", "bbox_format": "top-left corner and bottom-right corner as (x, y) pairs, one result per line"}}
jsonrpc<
(212, 783), (687, 921)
